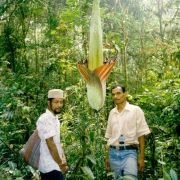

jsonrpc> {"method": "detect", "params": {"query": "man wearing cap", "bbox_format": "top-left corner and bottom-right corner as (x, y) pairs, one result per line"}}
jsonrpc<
(36, 89), (68, 180)
(105, 84), (150, 180)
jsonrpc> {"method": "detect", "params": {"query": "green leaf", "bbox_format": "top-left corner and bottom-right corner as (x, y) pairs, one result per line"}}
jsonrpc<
(13, 170), (21, 177)
(81, 166), (95, 180)
(170, 169), (178, 180)
(8, 161), (17, 170)
(107, 172), (114, 177)
(157, 160), (166, 165)
(163, 170), (171, 180)
(89, 131), (95, 142)
(86, 155), (96, 165)
(122, 176), (135, 180)
(28, 166), (36, 176)
(22, 106), (31, 113)
(50, 30), (56, 35)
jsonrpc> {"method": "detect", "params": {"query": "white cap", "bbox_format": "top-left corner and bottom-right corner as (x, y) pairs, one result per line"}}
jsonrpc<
(48, 89), (64, 99)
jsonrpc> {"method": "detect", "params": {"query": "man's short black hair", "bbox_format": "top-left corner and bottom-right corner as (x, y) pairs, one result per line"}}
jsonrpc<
(111, 84), (126, 93)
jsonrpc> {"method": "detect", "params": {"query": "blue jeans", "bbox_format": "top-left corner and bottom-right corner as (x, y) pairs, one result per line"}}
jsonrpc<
(109, 148), (138, 180)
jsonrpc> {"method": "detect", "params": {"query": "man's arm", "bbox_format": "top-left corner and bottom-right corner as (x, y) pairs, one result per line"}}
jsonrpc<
(138, 135), (145, 172)
(46, 137), (68, 173)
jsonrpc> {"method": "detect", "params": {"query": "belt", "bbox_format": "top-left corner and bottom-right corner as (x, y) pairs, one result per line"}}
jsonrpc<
(110, 145), (138, 150)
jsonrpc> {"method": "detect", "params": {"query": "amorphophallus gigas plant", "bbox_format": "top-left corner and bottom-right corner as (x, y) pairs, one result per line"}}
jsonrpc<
(77, 0), (115, 111)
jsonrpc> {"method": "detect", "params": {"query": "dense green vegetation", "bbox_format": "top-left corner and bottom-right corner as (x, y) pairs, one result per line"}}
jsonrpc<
(0, 0), (179, 179)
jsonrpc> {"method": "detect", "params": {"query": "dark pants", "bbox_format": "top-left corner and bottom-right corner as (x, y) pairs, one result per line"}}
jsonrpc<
(40, 170), (64, 180)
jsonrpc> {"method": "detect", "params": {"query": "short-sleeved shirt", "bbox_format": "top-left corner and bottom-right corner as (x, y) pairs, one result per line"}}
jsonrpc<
(36, 109), (64, 173)
(105, 102), (150, 146)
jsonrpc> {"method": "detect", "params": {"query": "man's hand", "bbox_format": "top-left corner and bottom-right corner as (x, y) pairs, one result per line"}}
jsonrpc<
(59, 163), (69, 174)
(138, 157), (145, 173)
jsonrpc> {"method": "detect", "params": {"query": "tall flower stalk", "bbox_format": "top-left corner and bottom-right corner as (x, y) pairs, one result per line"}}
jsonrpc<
(78, 0), (115, 111)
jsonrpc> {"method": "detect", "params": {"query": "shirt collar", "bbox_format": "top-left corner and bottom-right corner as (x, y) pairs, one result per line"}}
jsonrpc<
(46, 109), (58, 119)
(113, 102), (131, 114)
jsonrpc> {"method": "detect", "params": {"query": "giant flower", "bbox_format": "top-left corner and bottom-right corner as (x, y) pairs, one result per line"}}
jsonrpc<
(78, 0), (115, 110)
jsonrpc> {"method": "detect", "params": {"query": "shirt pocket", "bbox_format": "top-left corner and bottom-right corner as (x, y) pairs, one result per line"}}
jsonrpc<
(124, 116), (137, 138)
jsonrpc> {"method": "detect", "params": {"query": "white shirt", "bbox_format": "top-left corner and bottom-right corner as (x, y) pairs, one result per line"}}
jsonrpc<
(36, 109), (64, 173)
(105, 102), (150, 146)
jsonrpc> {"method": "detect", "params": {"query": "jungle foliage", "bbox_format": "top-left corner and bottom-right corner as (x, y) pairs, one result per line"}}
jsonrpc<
(0, 0), (179, 179)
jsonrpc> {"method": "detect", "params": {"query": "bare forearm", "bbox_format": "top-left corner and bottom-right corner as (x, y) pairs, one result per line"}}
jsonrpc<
(138, 135), (145, 159)
(138, 135), (145, 172)
(46, 137), (63, 165)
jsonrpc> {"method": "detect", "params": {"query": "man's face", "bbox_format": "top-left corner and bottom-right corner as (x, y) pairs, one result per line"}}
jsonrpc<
(49, 98), (64, 114)
(112, 87), (127, 105)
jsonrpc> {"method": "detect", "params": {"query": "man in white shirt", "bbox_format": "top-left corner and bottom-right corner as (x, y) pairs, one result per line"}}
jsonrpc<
(105, 84), (150, 180)
(36, 89), (68, 180)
